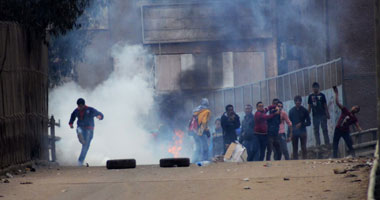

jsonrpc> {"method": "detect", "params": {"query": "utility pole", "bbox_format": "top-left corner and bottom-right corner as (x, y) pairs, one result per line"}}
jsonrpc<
(376, 0), (380, 148)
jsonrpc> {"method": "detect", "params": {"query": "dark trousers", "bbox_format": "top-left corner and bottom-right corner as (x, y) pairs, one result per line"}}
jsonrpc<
(333, 128), (355, 158)
(212, 136), (224, 157)
(266, 134), (281, 161)
(279, 133), (290, 160)
(194, 134), (209, 162)
(313, 115), (330, 146)
(77, 127), (94, 165)
(255, 134), (268, 161)
(242, 134), (260, 161)
(292, 132), (307, 160)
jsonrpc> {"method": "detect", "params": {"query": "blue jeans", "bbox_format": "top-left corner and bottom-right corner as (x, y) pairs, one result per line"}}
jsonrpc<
(313, 115), (329, 146)
(242, 134), (260, 161)
(77, 127), (94, 165)
(279, 134), (290, 160)
(333, 128), (354, 158)
(193, 134), (209, 162)
(266, 132), (281, 161)
(255, 134), (268, 161)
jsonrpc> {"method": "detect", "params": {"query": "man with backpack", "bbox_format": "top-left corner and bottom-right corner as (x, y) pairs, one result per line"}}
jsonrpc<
(189, 98), (211, 162)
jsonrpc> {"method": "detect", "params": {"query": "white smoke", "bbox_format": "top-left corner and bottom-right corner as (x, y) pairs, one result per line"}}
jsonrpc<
(49, 44), (170, 166)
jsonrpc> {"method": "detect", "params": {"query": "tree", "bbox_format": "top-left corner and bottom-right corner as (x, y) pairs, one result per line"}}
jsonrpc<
(0, 0), (90, 39)
(0, 0), (107, 87)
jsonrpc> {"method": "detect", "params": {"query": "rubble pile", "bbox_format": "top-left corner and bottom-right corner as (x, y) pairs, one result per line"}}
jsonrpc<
(305, 144), (332, 159)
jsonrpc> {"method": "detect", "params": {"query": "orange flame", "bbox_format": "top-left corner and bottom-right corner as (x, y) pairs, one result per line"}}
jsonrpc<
(168, 129), (184, 158)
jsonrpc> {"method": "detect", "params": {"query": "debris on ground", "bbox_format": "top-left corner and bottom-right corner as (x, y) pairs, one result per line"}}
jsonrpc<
(61, 189), (67, 193)
(283, 177), (290, 181)
(3, 179), (9, 183)
(344, 174), (358, 178)
(0, 195), (3, 197)
(307, 144), (332, 159)
(212, 155), (224, 162)
(5, 173), (13, 178)
(243, 186), (251, 190)
(351, 179), (361, 183)
(333, 168), (347, 174)
(263, 163), (271, 167)
(243, 178), (249, 181)
(26, 167), (36, 172)
(324, 190), (331, 192)
(20, 181), (33, 184)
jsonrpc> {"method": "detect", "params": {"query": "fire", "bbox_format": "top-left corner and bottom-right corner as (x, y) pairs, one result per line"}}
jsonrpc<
(168, 129), (184, 158)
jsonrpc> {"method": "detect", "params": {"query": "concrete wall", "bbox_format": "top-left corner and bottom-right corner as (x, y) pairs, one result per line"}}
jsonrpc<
(276, 0), (377, 129)
(140, 0), (273, 44)
(327, 0), (377, 130)
(150, 39), (277, 91)
(154, 50), (267, 91)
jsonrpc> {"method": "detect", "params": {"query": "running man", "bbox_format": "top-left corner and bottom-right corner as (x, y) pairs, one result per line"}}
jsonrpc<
(69, 98), (104, 166)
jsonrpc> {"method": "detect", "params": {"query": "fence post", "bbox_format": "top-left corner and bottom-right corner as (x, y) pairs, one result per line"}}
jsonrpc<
(282, 77), (285, 101)
(50, 116), (56, 162)
(302, 69), (306, 96)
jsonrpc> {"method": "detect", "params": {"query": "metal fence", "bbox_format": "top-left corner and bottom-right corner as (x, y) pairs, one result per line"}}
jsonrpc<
(351, 128), (378, 157)
(191, 58), (343, 116)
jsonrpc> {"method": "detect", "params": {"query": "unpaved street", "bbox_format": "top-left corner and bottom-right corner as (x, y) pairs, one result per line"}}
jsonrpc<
(0, 159), (370, 200)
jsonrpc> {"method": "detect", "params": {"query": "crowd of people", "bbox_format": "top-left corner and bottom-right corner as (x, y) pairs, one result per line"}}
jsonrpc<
(66, 82), (363, 166)
(189, 82), (363, 162)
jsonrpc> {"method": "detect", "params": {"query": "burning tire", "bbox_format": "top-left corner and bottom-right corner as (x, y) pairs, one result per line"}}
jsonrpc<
(159, 158), (190, 167)
(106, 159), (136, 169)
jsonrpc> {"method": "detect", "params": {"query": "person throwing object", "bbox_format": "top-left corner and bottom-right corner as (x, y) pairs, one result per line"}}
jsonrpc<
(332, 87), (362, 158)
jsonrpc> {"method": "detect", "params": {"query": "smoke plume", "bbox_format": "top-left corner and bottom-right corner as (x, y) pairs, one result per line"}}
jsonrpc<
(49, 44), (187, 166)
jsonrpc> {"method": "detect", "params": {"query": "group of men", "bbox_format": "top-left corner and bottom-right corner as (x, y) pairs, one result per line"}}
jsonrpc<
(190, 82), (363, 162)
(67, 82), (362, 165)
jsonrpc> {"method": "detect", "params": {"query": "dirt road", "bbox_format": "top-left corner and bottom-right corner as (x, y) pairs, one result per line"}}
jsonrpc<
(0, 159), (371, 200)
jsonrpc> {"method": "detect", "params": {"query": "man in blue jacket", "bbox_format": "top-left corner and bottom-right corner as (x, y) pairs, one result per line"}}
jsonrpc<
(69, 98), (104, 166)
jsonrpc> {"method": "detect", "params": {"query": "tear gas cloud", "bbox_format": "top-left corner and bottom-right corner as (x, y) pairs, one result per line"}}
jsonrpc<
(49, 44), (193, 166)
(48, 0), (337, 166)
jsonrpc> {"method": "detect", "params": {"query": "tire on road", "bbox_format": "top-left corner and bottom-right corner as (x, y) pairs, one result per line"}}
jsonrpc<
(106, 159), (136, 169)
(160, 158), (190, 168)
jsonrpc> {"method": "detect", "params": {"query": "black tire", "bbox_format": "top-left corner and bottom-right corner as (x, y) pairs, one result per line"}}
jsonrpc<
(106, 159), (136, 169)
(159, 158), (190, 168)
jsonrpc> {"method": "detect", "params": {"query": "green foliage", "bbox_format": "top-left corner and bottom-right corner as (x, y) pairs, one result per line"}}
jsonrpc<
(48, 30), (93, 87)
(0, 0), (91, 38)
(1, 0), (109, 88)
(47, 0), (108, 88)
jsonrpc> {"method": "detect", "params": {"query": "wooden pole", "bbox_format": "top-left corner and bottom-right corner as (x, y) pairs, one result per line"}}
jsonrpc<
(376, 0), (380, 151)
(50, 116), (56, 162)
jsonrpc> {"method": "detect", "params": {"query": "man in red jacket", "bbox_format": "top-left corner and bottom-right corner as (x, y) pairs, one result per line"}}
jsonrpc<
(69, 98), (104, 166)
(332, 87), (362, 158)
(254, 102), (280, 161)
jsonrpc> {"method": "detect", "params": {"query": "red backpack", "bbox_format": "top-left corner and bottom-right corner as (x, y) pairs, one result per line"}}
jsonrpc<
(188, 115), (199, 132)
